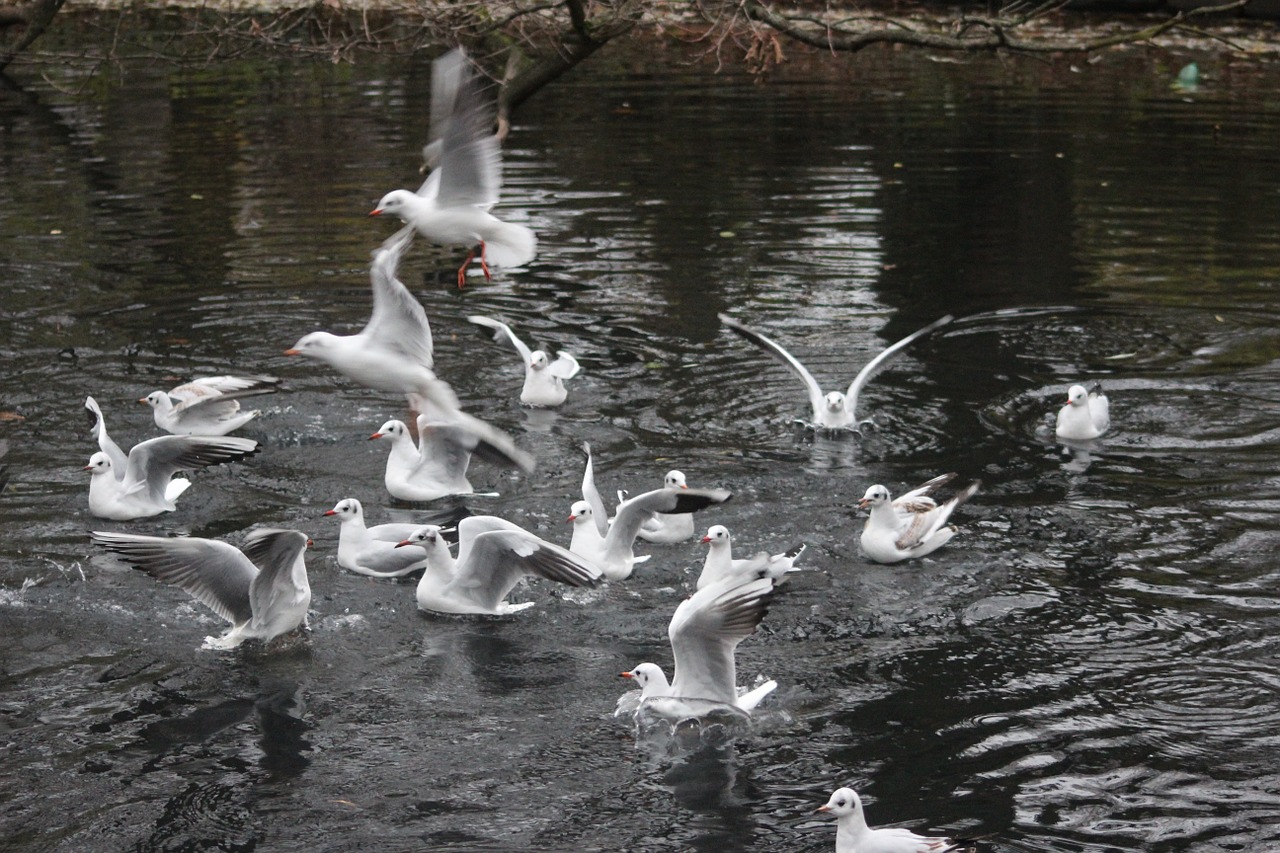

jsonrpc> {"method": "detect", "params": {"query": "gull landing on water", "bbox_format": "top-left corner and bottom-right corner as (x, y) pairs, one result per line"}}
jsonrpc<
(818, 787), (978, 853)
(1055, 382), (1110, 441)
(619, 576), (777, 718)
(718, 313), (953, 431)
(858, 473), (980, 564)
(370, 49), (536, 287)
(466, 315), (580, 407)
(140, 375), (279, 436)
(396, 518), (601, 616)
(91, 529), (312, 651)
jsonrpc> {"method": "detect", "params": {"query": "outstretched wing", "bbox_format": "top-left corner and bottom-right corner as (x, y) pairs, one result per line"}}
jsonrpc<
(450, 516), (601, 611)
(719, 314), (826, 420)
(433, 52), (500, 209)
(362, 228), (435, 371)
(580, 442), (611, 539)
(91, 531), (256, 625)
(242, 529), (310, 626)
(608, 487), (733, 567)
(844, 314), (953, 418)
(169, 375), (279, 416)
(549, 352), (580, 380)
(669, 576), (773, 705)
(123, 436), (259, 504)
(467, 315), (533, 365)
(85, 396), (128, 478)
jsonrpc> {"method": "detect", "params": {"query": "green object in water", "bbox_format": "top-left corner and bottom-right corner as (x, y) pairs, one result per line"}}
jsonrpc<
(1177, 63), (1200, 87)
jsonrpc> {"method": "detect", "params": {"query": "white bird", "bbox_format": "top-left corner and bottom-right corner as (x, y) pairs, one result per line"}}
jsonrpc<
(396, 518), (602, 615)
(285, 230), (533, 474)
(570, 483), (733, 581)
(370, 49), (536, 287)
(369, 415), (506, 502)
(323, 498), (430, 578)
(697, 525), (805, 591)
(84, 396), (128, 481)
(91, 528), (312, 651)
(858, 473), (980, 564)
(718, 313), (953, 430)
(84, 432), (259, 521)
(140, 375), (279, 435)
(467, 315), (580, 407)
(619, 576), (777, 714)
(636, 470), (696, 544)
(817, 787), (975, 853)
(1055, 382), (1110, 441)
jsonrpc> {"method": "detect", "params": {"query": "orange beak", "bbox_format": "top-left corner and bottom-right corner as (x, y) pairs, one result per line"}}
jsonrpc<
(283, 349), (300, 356)
(857, 498), (871, 509)
(322, 510), (336, 517)
(137, 397), (148, 404)
(395, 539), (412, 548)
(368, 209), (382, 217)
(815, 805), (831, 814)
(368, 433), (383, 440)
(619, 671), (634, 679)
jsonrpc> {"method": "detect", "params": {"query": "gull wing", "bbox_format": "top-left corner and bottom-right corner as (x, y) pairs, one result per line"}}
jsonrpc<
(467, 315), (533, 365)
(85, 396), (128, 479)
(843, 314), (953, 418)
(449, 516), (602, 611)
(718, 314), (826, 420)
(122, 436), (259, 504)
(242, 529), (310, 625)
(91, 531), (256, 625)
(580, 442), (610, 539)
(419, 47), (468, 175)
(360, 228), (434, 371)
(433, 54), (500, 209)
(548, 352), (580, 380)
(896, 472), (956, 504)
(168, 375), (279, 417)
(411, 417), (475, 483)
(669, 576), (773, 705)
(607, 487), (733, 568)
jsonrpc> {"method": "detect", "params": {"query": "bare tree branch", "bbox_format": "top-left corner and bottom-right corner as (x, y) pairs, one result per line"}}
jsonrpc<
(1, 0), (69, 71)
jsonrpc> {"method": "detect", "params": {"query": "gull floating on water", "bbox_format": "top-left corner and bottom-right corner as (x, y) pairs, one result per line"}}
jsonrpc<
(858, 473), (980, 564)
(620, 575), (777, 716)
(369, 414), (508, 502)
(635, 470), (696, 544)
(1055, 382), (1110, 441)
(697, 525), (805, 591)
(370, 48), (536, 287)
(718, 313), (953, 430)
(140, 375), (279, 436)
(467, 315), (580, 407)
(570, 446), (732, 581)
(817, 787), (977, 853)
(83, 396), (259, 520)
(324, 498), (430, 578)
(286, 230), (533, 474)
(91, 528), (312, 651)
(397, 518), (601, 615)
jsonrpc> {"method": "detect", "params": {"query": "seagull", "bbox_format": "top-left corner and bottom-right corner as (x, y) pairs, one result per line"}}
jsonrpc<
(140, 374), (280, 436)
(369, 415), (507, 502)
(83, 424), (259, 521)
(467, 315), (580, 407)
(285, 229), (534, 474)
(569, 449), (733, 580)
(817, 787), (976, 853)
(636, 470), (696, 544)
(619, 576), (777, 715)
(697, 525), (805, 591)
(84, 396), (128, 481)
(323, 498), (430, 578)
(857, 473), (980, 564)
(91, 528), (312, 651)
(370, 49), (536, 287)
(396, 518), (602, 615)
(718, 313), (953, 430)
(1056, 382), (1110, 440)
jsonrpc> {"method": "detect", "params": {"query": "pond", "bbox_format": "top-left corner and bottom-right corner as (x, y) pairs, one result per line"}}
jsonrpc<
(2, 28), (1280, 853)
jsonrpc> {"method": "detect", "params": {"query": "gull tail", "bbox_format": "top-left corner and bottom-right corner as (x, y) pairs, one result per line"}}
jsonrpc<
(481, 221), (537, 269)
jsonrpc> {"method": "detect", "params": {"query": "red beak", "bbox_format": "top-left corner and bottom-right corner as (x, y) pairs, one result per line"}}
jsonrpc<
(283, 349), (300, 356)
(368, 209), (382, 216)
(700, 536), (711, 543)
(323, 510), (336, 517)
(619, 671), (634, 679)
(395, 539), (412, 548)
(368, 433), (383, 440)
(567, 515), (577, 522)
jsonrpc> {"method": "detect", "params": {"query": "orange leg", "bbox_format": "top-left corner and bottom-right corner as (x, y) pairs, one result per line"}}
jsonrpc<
(456, 248), (475, 288)
(478, 241), (492, 282)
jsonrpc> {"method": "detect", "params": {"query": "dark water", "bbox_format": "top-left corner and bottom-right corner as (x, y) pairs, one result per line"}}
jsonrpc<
(3, 35), (1280, 853)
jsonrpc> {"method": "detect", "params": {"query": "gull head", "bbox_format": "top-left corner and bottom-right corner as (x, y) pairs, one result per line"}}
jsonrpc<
(369, 419), (408, 441)
(529, 351), (549, 372)
(370, 190), (414, 219)
(1066, 384), (1089, 407)
(284, 331), (334, 358)
(701, 524), (731, 546)
(665, 470), (688, 490)
(817, 787), (863, 817)
(824, 391), (847, 413)
(567, 500), (593, 525)
(858, 485), (890, 510)
(140, 391), (170, 410)
(83, 452), (111, 475)
(323, 498), (362, 521)
(620, 662), (669, 697)
(397, 524), (443, 549)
